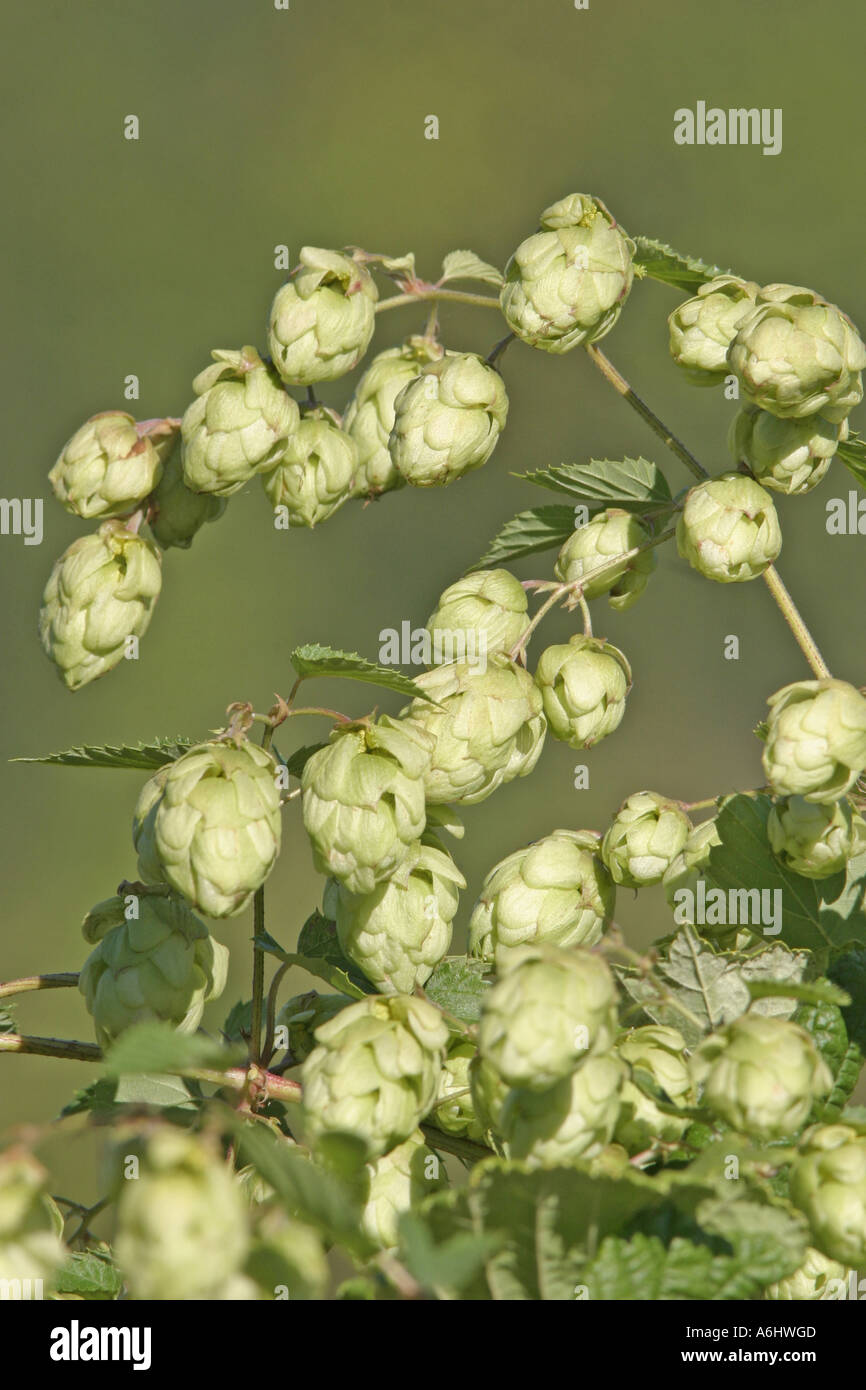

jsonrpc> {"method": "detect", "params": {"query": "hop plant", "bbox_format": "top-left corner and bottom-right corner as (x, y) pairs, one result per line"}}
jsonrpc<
(789, 1125), (866, 1267)
(727, 283), (866, 423)
(133, 738), (282, 918)
(261, 403), (357, 528)
(276, 990), (352, 1065)
(468, 828), (615, 964)
(399, 656), (546, 805)
(148, 442), (226, 549)
(676, 473), (782, 583)
(388, 351), (508, 487)
(0, 1150), (65, 1284)
(554, 509), (656, 610)
(360, 1130), (448, 1249)
(500, 193), (635, 352)
(662, 817), (726, 930)
(113, 1129), (250, 1300)
(501, 1055), (626, 1165)
(762, 679), (866, 804)
(614, 1025), (696, 1151)
(330, 839), (465, 994)
(729, 405), (848, 496)
(468, 1051), (511, 1137)
(602, 791), (692, 888)
(300, 994), (448, 1159)
(344, 336), (445, 497)
(667, 276), (759, 385)
(49, 411), (166, 519)
(767, 796), (866, 879)
(241, 1211), (329, 1301)
(268, 247), (378, 386)
(426, 568), (530, 662)
(478, 943), (619, 1091)
(180, 347), (300, 497)
(432, 1039), (486, 1141)
(301, 717), (432, 894)
(764, 1246), (850, 1301)
(78, 891), (228, 1046)
(39, 521), (162, 691)
(535, 635), (632, 748)
(691, 1014), (833, 1140)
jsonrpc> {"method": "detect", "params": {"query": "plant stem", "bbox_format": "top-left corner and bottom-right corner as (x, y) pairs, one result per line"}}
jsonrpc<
(486, 332), (516, 367)
(0, 1033), (102, 1062)
(262, 961), (291, 1067)
(584, 344), (708, 481)
(761, 565), (831, 678)
(420, 1123), (494, 1164)
(286, 706), (354, 723)
(250, 724), (276, 1066)
(578, 595), (593, 637)
(376, 288), (502, 314)
(0, 973), (79, 1000)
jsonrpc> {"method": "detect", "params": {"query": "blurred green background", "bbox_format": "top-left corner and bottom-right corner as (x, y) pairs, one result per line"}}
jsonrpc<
(2, 0), (864, 1200)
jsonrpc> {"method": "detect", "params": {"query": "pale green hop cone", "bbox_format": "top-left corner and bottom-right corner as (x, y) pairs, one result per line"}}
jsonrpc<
(691, 1014), (832, 1140)
(49, 411), (166, 519)
(602, 791), (692, 888)
(344, 336), (445, 497)
(268, 247), (378, 387)
(554, 509), (656, 611)
(149, 441), (226, 549)
(0, 1150), (65, 1284)
(360, 1130), (448, 1249)
(501, 1054), (626, 1165)
(676, 473), (781, 582)
(276, 990), (353, 1065)
(426, 568), (529, 662)
(789, 1125), (866, 1267)
(261, 403), (357, 527)
(430, 1039), (486, 1141)
(613, 1025), (696, 1151)
(667, 275), (759, 385)
(535, 635), (632, 748)
(389, 352), (508, 487)
(764, 1246), (851, 1301)
(762, 679), (866, 804)
(729, 405), (847, 496)
(767, 796), (866, 879)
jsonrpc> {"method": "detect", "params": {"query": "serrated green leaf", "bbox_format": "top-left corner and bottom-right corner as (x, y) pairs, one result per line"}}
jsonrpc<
(469, 505), (576, 571)
(222, 998), (253, 1044)
(747, 978), (850, 1007)
(439, 249), (504, 288)
(827, 948), (866, 1052)
(102, 1022), (244, 1078)
(290, 643), (433, 702)
(113, 1073), (198, 1108)
(518, 457), (672, 507)
(256, 929), (369, 1002)
(837, 432), (866, 491)
(423, 956), (491, 1024)
(398, 1211), (501, 1296)
(633, 236), (732, 292)
(12, 736), (195, 771)
(0, 1004), (16, 1035)
(52, 1250), (123, 1299)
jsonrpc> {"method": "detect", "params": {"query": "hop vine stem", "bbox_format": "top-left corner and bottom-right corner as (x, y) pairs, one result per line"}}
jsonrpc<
(250, 721), (276, 1066)
(375, 287), (502, 314)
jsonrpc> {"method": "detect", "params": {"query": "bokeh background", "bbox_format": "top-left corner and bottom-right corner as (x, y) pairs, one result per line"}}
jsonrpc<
(2, 0), (864, 1202)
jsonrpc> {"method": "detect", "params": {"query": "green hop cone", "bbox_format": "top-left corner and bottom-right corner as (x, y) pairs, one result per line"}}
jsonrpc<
(501, 1055), (625, 1165)
(468, 1052), (510, 1138)
(662, 818), (728, 933)
(276, 990), (352, 1065)
(602, 791), (692, 888)
(389, 351), (508, 487)
(49, 411), (166, 519)
(727, 283), (866, 423)
(762, 679), (866, 803)
(676, 473), (781, 583)
(300, 994), (448, 1160)
(431, 1039), (486, 1141)
(399, 656), (546, 806)
(500, 193), (635, 352)
(691, 1014), (832, 1140)
(554, 509), (656, 611)
(344, 336), (445, 497)
(535, 635), (632, 748)
(301, 717), (432, 895)
(667, 276), (759, 385)
(331, 839), (465, 994)
(767, 796), (866, 879)
(729, 405), (847, 497)
(133, 738), (282, 918)
(426, 568), (529, 663)
(261, 403), (357, 528)
(789, 1125), (866, 1267)
(78, 891), (228, 1047)
(614, 1025), (696, 1151)
(360, 1130), (448, 1249)
(39, 521), (162, 692)
(114, 1129), (249, 1300)
(268, 247), (378, 387)
(764, 1246), (851, 1301)
(0, 1150), (65, 1284)
(468, 828), (615, 965)
(180, 346), (299, 497)
(478, 943), (619, 1091)
(242, 1212), (329, 1301)
(148, 440), (226, 549)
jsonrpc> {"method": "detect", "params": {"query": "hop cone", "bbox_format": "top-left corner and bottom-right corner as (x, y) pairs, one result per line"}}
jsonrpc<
(149, 441), (226, 549)
(768, 796), (865, 879)
(134, 739), (282, 918)
(276, 990), (352, 1065)
(301, 717), (432, 895)
(332, 839), (465, 994)
(729, 405), (847, 496)
(500, 193), (635, 352)
(602, 791), (692, 888)
(501, 1055), (625, 1165)
(49, 411), (165, 519)
(389, 352), (508, 487)
(555, 509), (656, 611)
(478, 944), (618, 1090)
(344, 336), (444, 497)
(762, 679), (866, 803)
(764, 1246), (851, 1301)
(180, 347), (298, 497)
(360, 1130), (448, 1249)
(242, 1212), (329, 1301)
(468, 828), (614, 964)
(432, 1039), (486, 1141)
(614, 1025), (695, 1151)
(426, 568), (529, 662)
(667, 276), (759, 385)
(78, 891), (228, 1046)
(300, 994), (448, 1160)
(399, 656), (546, 805)
(789, 1125), (866, 1267)
(268, 247), (378, 386)
(261, 403), (357, 527)
(535, 635), (631, 748)
(0, 1150), (65, 1284)
(676, 473), (781, 583)
(39, 521), (162, 691)
(691, 1014), (832, 1140)
(468, 1052), (511, 1137)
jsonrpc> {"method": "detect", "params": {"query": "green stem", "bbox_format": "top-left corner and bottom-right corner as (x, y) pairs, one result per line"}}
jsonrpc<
(420, 1123), (494, 1164)
(376, 288), (502, 314)
(761, 564), (831, 679)
(250, 724), (276, 1066)
(0, 1033), (102, 1062)
(286, 706), (354, 723)
(0, 973), (79, 1000)
(262, 961), (291, 1067)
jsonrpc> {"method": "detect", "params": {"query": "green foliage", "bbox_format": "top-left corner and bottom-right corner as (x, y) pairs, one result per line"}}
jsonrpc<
(13, 736), (195, 771)
(632, 236), (732, 292)
(290, 643), (433, 701)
